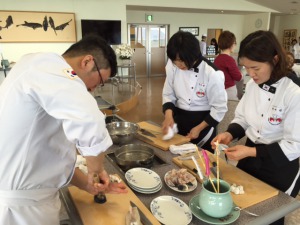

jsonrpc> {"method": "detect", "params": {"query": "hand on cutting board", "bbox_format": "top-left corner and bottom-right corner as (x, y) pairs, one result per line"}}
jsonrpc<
(211, 132), (233, 149)
(86, 170), (110, 195)
(87, 170), (127, 195)
(224, 145), (257, 161)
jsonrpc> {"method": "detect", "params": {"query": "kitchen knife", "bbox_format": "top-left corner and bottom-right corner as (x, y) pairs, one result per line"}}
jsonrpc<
(197, 127), (214, 148)
(181, 160), (202, 182)
(130, 201), (153, 225)
(208, 156), (223, 179)
(136, 134), (155, 143)
(178, 152), (199, 160)
(139, 128), (157, 138)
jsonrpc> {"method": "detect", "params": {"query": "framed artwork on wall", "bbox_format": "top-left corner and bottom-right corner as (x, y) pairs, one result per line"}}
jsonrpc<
(283, 29), (297, 52)
(179, 27), (199, 36)
(0, 10), (76, 43)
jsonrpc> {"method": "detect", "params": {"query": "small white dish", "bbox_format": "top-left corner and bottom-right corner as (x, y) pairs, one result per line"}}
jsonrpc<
(164, 170), (197, 193)
(150, 195), (192, 225)
(125, 167), (161, 189)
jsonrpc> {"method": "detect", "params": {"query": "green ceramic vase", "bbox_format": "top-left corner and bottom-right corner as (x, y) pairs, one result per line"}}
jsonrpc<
(199, 179), (233, 218)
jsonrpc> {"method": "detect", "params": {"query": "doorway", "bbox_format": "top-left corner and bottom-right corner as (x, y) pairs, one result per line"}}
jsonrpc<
(207, 28), (223, 50)
(128, 24), (169, 77)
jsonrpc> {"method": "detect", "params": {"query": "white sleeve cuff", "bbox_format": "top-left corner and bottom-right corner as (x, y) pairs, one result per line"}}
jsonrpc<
(76, 133), (113, 156)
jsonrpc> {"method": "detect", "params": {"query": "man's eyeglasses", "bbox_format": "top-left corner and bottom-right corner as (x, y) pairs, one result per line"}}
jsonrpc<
(93, 59), (104, 87)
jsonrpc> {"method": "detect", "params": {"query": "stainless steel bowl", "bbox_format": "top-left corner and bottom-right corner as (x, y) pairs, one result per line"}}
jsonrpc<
(106, 121), (140, 145)
(114, 144), (154, 170)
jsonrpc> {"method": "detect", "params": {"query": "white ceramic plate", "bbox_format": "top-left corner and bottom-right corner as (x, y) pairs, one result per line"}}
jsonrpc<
(125, 167), (161, 189)
(129, 182), (162, 194)
(164, 170), (197, 193)
(150, 195), (192, 225)
(189, 194), (240, 225)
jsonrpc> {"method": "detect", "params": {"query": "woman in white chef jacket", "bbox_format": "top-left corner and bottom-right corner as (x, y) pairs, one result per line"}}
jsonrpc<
(0, 35), (127, 225)
(162, 31), (228, 152)
(212, 30), (300, 225)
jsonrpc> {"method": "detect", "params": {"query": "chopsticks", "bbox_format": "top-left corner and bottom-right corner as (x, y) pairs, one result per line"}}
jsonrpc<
(192, 146), (217, 193)
(214, 141), (221, 193)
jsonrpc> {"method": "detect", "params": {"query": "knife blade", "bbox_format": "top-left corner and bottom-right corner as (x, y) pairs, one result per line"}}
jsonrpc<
(130, 201), (153, 225)
(178, 152), (199, 160)
(136, 134), (154, 143)
(197, 127), (214, 148)
(208, 155), (223, 179)
(181, 160), (202, 182)
(139, 128), (157, 138)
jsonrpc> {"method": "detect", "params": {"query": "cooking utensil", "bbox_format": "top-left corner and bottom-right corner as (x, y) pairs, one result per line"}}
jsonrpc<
(234, 206), (259, 217)
(139, 128), (157, 137)
(218, 143), (229, 164)
(209, 155), (223, 179)
(178, 152), (199, 160)
(106, 121), (140, 145)
(130, 201), (152, 225)
(136, 134), (154, 143)
(93, 173), (107, 204)
(114, 144), (154, 171)
(126, 205), (141, 225)
(197, 127), (214, 147)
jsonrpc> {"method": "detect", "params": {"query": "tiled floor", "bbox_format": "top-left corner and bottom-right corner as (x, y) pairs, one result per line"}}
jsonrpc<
(97, 76), (165, 125)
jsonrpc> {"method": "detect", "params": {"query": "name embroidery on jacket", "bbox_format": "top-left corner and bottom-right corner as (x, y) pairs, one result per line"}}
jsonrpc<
(268, 105), (283, 125)
(196, 83), (206, 97)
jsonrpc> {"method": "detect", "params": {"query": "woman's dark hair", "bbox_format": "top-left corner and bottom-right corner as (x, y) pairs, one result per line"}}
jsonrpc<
(211, 38), (219, 53)
(63, 34), (117, 77)
(218, 30), (236, 50)
(238, 30), (288, 81)
(211, 38), (217, 45)
(167, 31), (201, 69)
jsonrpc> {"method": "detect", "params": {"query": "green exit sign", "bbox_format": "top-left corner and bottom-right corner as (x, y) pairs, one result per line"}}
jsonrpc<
(145, 14), (153, 22)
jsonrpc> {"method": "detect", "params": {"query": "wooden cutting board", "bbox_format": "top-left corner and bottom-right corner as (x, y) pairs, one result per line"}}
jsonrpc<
(172, 151), (279, 209)
(68, 177), (160, 225)
(136, 121), (190, 151)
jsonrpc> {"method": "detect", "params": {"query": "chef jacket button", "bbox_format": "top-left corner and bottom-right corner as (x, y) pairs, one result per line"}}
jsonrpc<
(191, 87), (194, 89)
(258, 137), (260, 139)
(257, 130), (259, 133)
(268, 98), (271, 101)
(195, 75), (197, 77)
(189, 99), (191, 101)
(261, 114), (263, 117)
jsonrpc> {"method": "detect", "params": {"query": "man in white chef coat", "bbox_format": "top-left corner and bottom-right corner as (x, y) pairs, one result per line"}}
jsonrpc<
(0, 35), (127, 225)
(200, 33), (207, 56)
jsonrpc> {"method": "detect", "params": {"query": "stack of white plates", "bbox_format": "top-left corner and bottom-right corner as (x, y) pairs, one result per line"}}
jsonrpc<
(125, 167), (162, 194)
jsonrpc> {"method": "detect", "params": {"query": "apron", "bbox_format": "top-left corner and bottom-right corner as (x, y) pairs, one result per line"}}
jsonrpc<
(0, 188), (60, 225)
